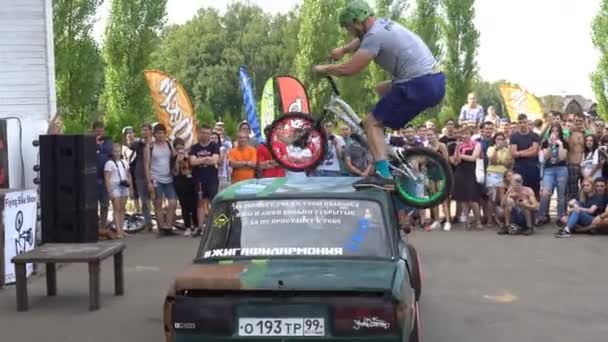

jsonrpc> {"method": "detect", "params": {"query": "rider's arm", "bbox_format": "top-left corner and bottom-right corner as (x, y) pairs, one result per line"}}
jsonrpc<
(324, 50), (374, 77)
(341, 39), (361, 54)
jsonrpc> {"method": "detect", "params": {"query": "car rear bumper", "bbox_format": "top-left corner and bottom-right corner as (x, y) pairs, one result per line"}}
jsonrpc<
(174, 336), (401, 342)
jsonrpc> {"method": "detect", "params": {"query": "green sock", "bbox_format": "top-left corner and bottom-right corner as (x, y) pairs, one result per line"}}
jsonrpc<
(375, 160), (390, 178)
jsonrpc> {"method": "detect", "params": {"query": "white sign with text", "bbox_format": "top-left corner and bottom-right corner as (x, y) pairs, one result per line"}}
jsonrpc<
(3, 190), (37, 284)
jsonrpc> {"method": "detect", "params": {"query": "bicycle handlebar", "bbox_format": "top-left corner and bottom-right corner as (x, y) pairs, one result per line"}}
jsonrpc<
(326, 76), (340, 97)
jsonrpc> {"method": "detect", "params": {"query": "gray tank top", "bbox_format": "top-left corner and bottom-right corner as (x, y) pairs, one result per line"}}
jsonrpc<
(150, 141), (172, 184)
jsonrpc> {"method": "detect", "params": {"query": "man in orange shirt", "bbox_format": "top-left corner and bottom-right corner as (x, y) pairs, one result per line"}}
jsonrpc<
(228, 132), (257, 184)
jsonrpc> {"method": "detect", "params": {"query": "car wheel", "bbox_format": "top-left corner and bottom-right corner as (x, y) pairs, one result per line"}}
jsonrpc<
(407, 243), (422, 301)
(409, 302), (420, 342)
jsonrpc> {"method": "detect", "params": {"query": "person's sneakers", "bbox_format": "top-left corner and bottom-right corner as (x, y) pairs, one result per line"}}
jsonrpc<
(497, 226), (509, 235)
(507, 224), (522, 235)
(353, 173), (395, 191)
(192, 227), (203, 237)
(184, 228), (192, 237)
(443, 221), (451, 231)
(430, 221), (441, 231)
(555, 228), (571, 238)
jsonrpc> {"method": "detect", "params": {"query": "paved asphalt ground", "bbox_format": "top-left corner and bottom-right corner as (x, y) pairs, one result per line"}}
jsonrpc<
(1, 226), (607, 342)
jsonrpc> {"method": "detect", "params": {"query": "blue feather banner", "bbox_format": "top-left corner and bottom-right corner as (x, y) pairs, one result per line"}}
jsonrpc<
(238, 66), (263, 143)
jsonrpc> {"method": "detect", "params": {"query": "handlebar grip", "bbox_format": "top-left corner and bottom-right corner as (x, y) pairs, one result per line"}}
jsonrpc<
(326, 76), (340, 96)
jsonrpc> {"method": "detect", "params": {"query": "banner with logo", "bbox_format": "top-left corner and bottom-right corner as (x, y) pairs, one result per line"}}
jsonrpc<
(3, 190), (37, 284)
(144, 70), (197, 149)
(498, 84), (543, 121)
(277, 76), (310, 114)
(260, 78), (276, 130)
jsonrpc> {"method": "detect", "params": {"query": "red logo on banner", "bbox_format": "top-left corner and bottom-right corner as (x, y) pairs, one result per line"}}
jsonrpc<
(277, 76), (310, 114)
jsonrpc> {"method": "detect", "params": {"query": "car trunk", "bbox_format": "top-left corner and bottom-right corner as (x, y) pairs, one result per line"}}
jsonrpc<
(166, 259), (403, 341)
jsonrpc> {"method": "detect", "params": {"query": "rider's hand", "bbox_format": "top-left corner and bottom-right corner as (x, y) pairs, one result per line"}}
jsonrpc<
(313, 64), (331, 75)
(329, 47), (346, 61)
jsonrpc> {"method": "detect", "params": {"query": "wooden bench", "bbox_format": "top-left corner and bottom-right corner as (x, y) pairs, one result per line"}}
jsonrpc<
(11, 241), (126, 311)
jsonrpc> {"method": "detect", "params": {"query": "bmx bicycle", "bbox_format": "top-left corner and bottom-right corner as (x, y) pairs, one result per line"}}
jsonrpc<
(266, 76), (453, 209)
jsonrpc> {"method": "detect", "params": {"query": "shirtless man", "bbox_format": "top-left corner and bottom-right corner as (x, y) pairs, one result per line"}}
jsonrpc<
(567, 112), (586, 200)
(499, 173), (539, 235)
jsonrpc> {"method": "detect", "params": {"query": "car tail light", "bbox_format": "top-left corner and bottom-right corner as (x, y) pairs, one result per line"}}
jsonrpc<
(333, 300), (398, 336)
(172, 293), (234, 336)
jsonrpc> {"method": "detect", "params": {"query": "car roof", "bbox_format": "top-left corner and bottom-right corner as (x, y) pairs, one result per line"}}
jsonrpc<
(215, 177), (390, 202)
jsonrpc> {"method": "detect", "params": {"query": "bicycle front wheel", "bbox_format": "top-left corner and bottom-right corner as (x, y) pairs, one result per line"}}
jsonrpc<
(267, 112), (327, 172)
(393, 147), (453, 209)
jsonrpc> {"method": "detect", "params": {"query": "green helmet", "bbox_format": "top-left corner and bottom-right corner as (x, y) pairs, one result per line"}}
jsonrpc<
(339, 0), (373, 28)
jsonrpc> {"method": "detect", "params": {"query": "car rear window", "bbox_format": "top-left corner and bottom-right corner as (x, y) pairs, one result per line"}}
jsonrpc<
(197, 199), (390, 260)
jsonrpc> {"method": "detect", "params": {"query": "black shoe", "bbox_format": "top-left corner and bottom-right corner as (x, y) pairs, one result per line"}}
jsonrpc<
(192, 228), (203, 237)
(536, 217), (550, 226)
(353, 173), (395, 191)
(497, 226), (509, 235)
(159, 228), (177, 236)
(521, 227), (535, 236)
(555, 228), (571, 238)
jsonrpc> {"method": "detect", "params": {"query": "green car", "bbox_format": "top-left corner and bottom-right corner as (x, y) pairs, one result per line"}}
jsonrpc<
(163, 177), (422, 342)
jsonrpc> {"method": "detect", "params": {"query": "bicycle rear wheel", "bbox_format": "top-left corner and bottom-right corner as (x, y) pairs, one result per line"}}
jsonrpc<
(267, 112), (327, 172)
(393, 147), (453, 209)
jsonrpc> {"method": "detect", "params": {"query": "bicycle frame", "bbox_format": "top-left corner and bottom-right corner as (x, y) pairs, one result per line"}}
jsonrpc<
(318, 77), (364, 136)
(318, 77), (416, 179)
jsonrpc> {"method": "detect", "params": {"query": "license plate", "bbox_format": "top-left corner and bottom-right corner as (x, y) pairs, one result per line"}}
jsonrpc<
(238, 318), (325, 336)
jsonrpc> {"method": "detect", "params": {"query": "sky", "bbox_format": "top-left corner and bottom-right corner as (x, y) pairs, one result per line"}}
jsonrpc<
(93, 0), (602, 100)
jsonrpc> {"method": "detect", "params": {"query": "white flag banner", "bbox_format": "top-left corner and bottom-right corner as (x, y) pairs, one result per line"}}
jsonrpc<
(4, 190), (37, 284)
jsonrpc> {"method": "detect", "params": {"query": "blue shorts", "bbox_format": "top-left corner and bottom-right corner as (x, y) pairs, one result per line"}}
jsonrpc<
(155, 182), (177, 200)
(373, 72), (446, 129)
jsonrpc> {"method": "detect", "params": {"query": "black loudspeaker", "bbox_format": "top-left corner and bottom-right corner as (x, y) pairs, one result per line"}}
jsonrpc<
(40, 135), (98, 243)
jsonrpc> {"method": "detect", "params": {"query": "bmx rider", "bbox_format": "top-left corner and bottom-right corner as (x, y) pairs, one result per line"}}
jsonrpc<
(313, 0), (446, 190)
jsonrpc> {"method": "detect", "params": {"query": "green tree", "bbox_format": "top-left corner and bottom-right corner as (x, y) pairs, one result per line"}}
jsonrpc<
(472, 78), (505, 117)
(294, 0), (347, 114)
(592, 0), (608, 118)
(101, 0), (167, 139)
(410, 0), (442, 126)
(440, 0), (480, 122)
(149, 4), (300, 128)
(412, 0), (441, 57)
(53, 0), (105, 132)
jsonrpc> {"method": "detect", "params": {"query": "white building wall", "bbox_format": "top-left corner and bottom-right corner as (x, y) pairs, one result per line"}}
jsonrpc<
(0, 0), (56, 189)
